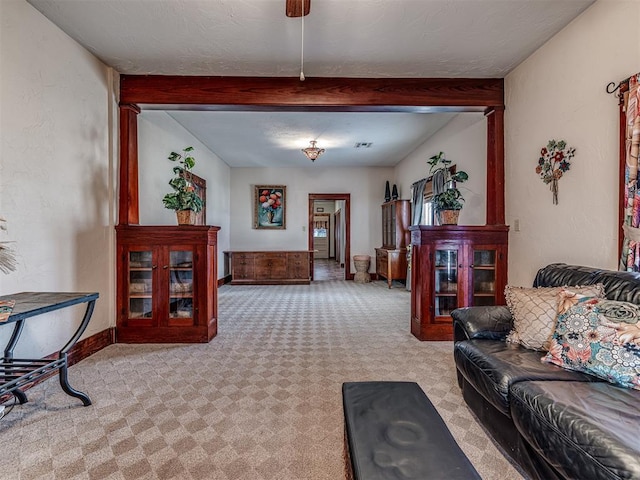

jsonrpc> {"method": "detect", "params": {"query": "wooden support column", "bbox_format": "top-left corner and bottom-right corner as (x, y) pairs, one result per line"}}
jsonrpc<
(485, 106), (505, 225)
(118, 104), (141, 225)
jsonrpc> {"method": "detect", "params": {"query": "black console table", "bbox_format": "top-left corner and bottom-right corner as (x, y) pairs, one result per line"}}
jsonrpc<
(0, 292), (99, 406)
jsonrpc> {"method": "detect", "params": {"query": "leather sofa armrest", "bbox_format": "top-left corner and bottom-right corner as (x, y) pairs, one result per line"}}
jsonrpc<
(452, 306), (513, 342)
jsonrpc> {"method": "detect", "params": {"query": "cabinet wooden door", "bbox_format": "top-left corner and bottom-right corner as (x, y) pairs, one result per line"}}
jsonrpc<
(432, 244), (465, 319)
(287, 252), (309, 280)
(125, 246), (158, 327)
(231, 252), (255, 282)
(468, 244), (507, 307)
(256, 253), (287, 279)
(166, 246), (196, 327)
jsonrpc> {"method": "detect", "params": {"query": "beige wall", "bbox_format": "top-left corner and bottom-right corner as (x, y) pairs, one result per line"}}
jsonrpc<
(395, 113), (487, 226)
(0, 1), (116, 357)
(138, 111), (232, 271)
(505, 0), (640, 286)
(229, 167), (393, 272)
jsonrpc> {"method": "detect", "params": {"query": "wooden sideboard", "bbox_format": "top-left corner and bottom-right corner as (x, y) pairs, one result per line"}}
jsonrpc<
(227, 251), (311, 285)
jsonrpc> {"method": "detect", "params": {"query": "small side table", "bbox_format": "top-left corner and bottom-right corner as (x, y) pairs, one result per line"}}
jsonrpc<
(0, 292), (99, 406)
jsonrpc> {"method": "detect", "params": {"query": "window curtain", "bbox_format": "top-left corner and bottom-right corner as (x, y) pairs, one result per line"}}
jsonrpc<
(411, 178), (428, 225)
(619, 73), (640, 271)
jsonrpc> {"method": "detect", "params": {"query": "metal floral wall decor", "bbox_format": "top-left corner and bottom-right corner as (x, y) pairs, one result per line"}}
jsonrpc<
(535, 139), (576, 205)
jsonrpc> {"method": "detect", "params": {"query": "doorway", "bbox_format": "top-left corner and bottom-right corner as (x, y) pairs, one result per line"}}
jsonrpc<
(308, 194), (351, 281)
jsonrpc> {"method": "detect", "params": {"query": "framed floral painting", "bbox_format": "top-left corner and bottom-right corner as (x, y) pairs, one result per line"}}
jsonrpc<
(254, 185), (286, 229)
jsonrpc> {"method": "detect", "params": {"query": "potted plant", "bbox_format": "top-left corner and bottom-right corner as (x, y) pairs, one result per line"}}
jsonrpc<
(162, 146), (204, 225)
(427, 151), (469, 225)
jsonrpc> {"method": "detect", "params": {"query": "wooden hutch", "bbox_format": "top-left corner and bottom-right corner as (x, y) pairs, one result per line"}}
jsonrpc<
(409, 225), (508, 341)
(116, 225), (219, 343)
(375, 200), (411, 288)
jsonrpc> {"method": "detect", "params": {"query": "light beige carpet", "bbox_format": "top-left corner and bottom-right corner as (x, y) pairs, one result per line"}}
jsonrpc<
(0, 280), (524, 480)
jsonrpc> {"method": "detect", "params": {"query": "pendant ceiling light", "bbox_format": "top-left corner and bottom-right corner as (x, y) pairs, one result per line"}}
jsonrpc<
(302, 140), (325, 162)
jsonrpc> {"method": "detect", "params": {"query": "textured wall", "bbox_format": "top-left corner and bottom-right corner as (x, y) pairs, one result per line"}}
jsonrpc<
(0, 1), (116, 357)
(394, 113), (488, 226)
(505, 0), (640, 286)
(229, 166), (393, 272)
(137, 111), (232, 273)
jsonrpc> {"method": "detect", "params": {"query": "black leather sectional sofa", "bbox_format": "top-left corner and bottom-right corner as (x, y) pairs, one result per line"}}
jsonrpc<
(452, 264), (640, 480)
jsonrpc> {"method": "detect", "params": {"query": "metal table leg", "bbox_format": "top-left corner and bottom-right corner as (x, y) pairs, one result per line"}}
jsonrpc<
(3, 319), (28, 404)
(58, 300), (96, 406)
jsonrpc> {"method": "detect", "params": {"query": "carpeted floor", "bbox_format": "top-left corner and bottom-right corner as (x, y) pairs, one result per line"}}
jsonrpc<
(0, 280), (524, 479)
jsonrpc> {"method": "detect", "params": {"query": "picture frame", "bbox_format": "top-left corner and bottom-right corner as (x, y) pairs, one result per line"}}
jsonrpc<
(254, 185), (286, 229)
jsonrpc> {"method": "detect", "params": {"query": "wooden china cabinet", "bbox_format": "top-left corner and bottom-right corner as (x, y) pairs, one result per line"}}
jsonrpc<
(409, 225), (508, 341)
(375, 199), (411, 288)
(116, 225), (220, 343)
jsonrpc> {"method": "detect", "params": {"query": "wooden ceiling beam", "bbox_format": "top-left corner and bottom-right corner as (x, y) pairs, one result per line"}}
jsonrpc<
(120, 76), (504, 109)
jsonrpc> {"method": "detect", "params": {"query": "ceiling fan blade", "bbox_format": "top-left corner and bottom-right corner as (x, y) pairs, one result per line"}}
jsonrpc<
(286, 0), (310, 17)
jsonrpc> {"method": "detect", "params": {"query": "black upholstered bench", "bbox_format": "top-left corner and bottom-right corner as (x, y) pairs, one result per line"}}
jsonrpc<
(342, 381), (480, 480)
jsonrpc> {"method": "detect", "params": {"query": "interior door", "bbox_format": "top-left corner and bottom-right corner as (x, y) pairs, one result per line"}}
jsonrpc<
(313, 214), (330, 258)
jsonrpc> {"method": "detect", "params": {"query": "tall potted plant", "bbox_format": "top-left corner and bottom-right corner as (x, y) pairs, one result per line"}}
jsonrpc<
(427, 151), (469, 225)
(162, 146), (204, 225)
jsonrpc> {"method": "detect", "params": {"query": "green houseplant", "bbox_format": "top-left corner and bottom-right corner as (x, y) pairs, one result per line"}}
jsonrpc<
(427, 151), (469, 225)
(162, 146), (204, 225)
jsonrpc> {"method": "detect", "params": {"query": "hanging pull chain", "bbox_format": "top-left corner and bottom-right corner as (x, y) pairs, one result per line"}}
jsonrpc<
(300, 0), (305, 81)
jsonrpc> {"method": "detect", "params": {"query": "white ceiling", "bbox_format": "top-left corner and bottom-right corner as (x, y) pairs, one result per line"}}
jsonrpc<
(27, 0), (595, 167)
(166, 110), (459, 167)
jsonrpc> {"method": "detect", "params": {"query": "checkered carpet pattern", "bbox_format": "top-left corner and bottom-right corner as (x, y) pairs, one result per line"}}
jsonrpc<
(0, 280), (523, 479)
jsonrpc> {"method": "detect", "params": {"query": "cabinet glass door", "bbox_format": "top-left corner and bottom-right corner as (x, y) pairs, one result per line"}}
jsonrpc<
(169, 250), (194, 319)
(128, 250), (153, 319)
(472, 249), (497, 306)
(434, 249), (459, 317)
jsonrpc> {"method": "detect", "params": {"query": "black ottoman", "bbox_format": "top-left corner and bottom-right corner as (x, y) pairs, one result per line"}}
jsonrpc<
(342, 381), (480, 480)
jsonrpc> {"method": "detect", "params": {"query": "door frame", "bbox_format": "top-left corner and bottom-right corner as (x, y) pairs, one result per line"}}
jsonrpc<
(309, 194), (351, 280)
(334, 209), (342, 265)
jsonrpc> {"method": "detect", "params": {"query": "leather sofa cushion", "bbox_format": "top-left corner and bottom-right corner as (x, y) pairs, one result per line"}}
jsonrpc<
(533, 263), (603, 288)
(454, 340), (601, 416)
(595, 270), (640, 304)
(511, 380), (640, 480)
(533, 263), (640, 304)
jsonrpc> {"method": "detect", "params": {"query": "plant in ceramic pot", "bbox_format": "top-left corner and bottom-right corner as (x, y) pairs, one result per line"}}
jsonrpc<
(162, 146), (204, 225)
(427, 151), (469, 225)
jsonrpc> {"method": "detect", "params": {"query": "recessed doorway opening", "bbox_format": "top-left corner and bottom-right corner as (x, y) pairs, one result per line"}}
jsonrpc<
(308, 194), (351, 281)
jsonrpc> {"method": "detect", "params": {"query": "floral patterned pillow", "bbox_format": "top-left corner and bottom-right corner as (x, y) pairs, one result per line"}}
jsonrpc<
(505, 284), (605, 351)
(542, 291), (640, 390)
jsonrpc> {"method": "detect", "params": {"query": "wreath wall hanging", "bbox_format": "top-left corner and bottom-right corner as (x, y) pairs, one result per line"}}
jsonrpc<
(536, 139), (576, 205)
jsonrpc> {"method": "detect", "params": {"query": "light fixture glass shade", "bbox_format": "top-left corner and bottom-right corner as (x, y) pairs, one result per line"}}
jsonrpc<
(302, 140), (325, 162)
